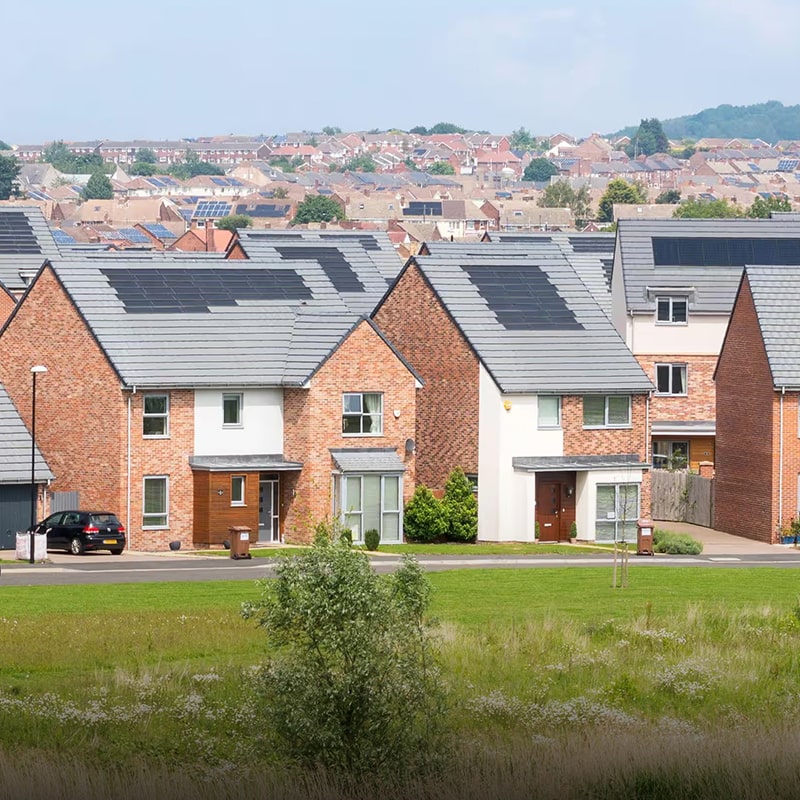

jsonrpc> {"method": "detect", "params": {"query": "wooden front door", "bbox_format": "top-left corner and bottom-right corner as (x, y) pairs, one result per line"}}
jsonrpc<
(536, 481), (562, 542)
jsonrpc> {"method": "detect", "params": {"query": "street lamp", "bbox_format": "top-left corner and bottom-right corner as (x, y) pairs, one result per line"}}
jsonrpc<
(29, 365), (47, 564)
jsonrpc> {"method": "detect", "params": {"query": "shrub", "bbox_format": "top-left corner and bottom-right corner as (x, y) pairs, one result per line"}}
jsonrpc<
(404, 485), (448, 542)
(443, 467), (478, 543)
(569, 522), (578, 540)
(241, 535), (446, 776)
(652, 529), (703, 555)
(364, 528), (380, 551)
(535, 521), (540, 539)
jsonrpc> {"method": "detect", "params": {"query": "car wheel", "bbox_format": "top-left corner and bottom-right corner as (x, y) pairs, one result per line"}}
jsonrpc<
(109, 548), (124, 556)
(69, 537), (85, 555)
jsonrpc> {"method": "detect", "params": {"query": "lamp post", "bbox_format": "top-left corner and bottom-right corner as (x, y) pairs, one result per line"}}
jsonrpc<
(29, 365), (47, 564)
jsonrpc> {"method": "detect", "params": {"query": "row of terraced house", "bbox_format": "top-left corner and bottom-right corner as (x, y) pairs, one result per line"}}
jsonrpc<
(0, 206), (798, 549)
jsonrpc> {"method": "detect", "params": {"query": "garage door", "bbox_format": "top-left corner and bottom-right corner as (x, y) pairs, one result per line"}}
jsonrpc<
(0, 485), (33, 550)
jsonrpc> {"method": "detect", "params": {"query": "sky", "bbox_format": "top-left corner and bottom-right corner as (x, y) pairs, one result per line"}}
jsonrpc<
(5, 0), (800, 143)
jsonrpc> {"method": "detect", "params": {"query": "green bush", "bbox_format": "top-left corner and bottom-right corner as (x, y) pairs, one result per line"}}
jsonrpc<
(569, 522), (578, 540)
(535, 521), (540, 539)
(404, 485), (448, 543)
(364, 528), (380, 551)
(652, 529), (703, 555)
(442, 467), (478, 543)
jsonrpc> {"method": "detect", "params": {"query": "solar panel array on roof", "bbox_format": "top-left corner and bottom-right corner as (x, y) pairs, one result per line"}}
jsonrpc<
(141, 223), (177, 240)
(777, 158), (800, 172)
(652, 237), (800, 267)
(276, 247), (365, 293)
(403, 201), (442, 217)
(0, 212), (42, 254)
(51, 228), (76, 244)
(568, 236), (615, 254)
(101, 267), (312, 313)
(463, 265), (584, 331)
(318, 233), (380, 251)
(118, 228), (152, 244)
(194, 201), (232, 218)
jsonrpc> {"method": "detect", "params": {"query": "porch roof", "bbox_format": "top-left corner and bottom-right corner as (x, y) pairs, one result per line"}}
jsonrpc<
(189, 454), (303, 472)
(651, 420), (715, 437)
(330, 448), (406, 473)
(512, 454), (649, 472)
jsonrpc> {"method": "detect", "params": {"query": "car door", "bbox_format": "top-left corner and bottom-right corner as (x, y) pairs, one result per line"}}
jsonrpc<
(38, 512), (65, 548)
(60, 512), (83, 548)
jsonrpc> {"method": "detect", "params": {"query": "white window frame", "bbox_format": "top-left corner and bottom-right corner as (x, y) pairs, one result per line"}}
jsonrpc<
(537, 396), (562, 429)
(231, 475), (246, 506)
(142, 393), (169, 438)
(142, 476), (169, 529)
(342, 392), (384, 436)
(222, 393), (243, 427)
(340, 473), (402, 543)
(656, 295), (688, 325)
(595, 483), (640, 542)
(655, 363), (688, 396)
(582, 395), (632, 429)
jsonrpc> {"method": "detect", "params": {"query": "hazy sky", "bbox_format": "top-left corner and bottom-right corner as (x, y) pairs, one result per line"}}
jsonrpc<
(5, 0), (799, 143)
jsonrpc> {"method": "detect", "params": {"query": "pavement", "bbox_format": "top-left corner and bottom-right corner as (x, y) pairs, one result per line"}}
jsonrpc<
(653, 520), (783, 555)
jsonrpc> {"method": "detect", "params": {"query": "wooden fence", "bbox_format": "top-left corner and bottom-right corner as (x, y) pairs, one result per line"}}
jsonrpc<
(651, 470), (714, 527)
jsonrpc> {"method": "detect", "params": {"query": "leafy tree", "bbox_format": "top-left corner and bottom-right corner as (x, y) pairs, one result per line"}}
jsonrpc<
(523, 158), (558, 182)
(597, 178), (648, 222)
(403, 485), (447, 543)
(538, 180), (592, 222)
(409, 125), (429, 135)
(344, 154), (377, 173)
(271, 186), (289, 199)
(673, 198), (742, 218)
(322, 126), (342, 136)
(167, 150), (224, 179)
(442, 467), (478, 543)
(216, 214), (253, 231)
(655, 189), (681, 204)
(0, 153), (21, 200)
(42, 140), (72, 167)
(429, 122), (467, 135)
(404, 156), (416, 170)
(291, 194), (345, 225)
(510, 126), (538, 151)
(128, 161), (157, 176)
(427, 160), (455, 175)
(136, 147), (157, 164)
(0, 140), (10, 151)
(746, 195), (793, 218)
(241, 532), (446, 776)
(269, 156), (295, 173)
(81, 172), (113, 200)
(42, 141), (109, 174)
(625, 118), (669, 158)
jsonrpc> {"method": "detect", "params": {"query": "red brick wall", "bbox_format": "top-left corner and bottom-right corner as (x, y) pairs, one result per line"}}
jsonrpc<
(372, 263), (479, 491)
(636, 355), (717, 421)
(0, 288), (15, 327)
(282, 320), (417, 543)
(715, 276), (775, 542)
(0, 266), (127, 528)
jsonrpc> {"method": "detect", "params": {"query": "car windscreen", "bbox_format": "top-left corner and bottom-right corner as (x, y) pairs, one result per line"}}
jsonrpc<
(89, 514), (120, 527)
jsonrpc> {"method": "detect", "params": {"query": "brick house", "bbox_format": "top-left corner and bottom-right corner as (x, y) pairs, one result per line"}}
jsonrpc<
(611, 217), (800, 472)
(715, 265), (800, 543)
(0, 253), (418, 551)
(373, 241), (654, 543)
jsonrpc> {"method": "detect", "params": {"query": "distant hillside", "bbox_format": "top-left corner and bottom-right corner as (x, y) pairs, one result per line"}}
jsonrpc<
(612, 101), (800, 144)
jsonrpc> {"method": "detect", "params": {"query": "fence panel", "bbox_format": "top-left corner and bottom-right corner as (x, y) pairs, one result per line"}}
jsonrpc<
(50, 490), (79, 514)
(651, 471), (714, 527)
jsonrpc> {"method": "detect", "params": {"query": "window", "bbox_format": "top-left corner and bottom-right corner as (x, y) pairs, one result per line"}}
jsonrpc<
(342, 474), (401, 543)
(231, 475), (245, 506)
(143, 394), (169, 437)
(342, 392), (383, 435)
(538, 396), (562, 429)
(595, 483), (640, 542)
(655, 364), (687, 395)
(223, 393), (243, 426)
(656, 296), (688, 324)
(653, 440), (689, 470)
(583, 395), (632, 428)
(143, 476), (168, 529)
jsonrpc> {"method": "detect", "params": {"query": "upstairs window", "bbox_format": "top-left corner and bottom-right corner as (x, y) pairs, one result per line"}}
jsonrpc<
(143, 394), (169, 438)
(342, 392), (383, 435)
(655, 363), (687, 395)
(583, 395), (632, 428)
(538, 396), (562, 429)
(223, 393), (243, 427)
(656, 296), (688, 325)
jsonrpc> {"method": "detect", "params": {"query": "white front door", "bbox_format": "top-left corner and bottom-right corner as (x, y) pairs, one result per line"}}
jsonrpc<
(259, 478), (280, 542)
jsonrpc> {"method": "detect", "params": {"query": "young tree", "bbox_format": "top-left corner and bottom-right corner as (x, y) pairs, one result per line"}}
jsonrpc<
(403, 485), (448, 542)
(82, 172), (113, 200)
(625, 118), (669, 158)
(443, 467), (478, 543)
(344, 154), (377, 172)
(216, 214), (253, 232)
(322, 125), (342, 135)
(510, 126), (538, 151)
(290, 195), (345, 225)
(271, 186), (289, 199)
(241, 534), (446, 776)
(0, 153), (21, 200)
(538, 180), (591, 222)
(597, 178), (648, 222)
(746, 195), (792, 218)
(523, 158), (558, 182)
(427, 160), (455, 175)
(673, 198), (742, 218)
(655, 189), (681, 204)
(136, 147), (157, 164)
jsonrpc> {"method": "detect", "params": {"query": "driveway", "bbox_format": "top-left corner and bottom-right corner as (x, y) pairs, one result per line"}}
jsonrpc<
(654, 520), (782, 556)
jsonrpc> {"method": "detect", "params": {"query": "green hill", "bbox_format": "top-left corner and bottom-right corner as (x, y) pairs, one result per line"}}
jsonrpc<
(612, 101), (800, 144)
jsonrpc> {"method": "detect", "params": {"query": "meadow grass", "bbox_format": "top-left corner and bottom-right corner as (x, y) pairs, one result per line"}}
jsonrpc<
(2, 567), (800, 797)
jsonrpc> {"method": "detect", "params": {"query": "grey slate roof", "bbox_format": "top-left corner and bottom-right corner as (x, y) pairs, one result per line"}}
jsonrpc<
(744, 264), (800, 388)
(330, 448), (406, 473)
(405, 242), (653, 395)
(512, 454), (648, 472)
(236, 229), (403, 288)
(0, 206), (61, 292)
(0, 384), (54, 483)
(45, 253), (388, 389)
(616, 218), (800, 314)
(188, 454), (303, 471)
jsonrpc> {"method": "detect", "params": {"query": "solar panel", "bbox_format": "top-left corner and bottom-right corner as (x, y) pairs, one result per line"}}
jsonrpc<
(51, 228), (76, 244)
(318, 233), (380, 251)
(101, 267), (312, 313)
(118, 228), (151, 244)
(567, 236), (615, 254)
(403, 201), (442, 217)
(276, 246), (365, 293)
(194, 201), (232, 218)
(148, 178), (165, 188)
(652, 237), (800, 267)
(141, 223), (177, 240)
(777, 159), (799, 172)
(464, 265), (583, 331)
(0, 212), (43, 254)
(210, 177), (227, 186)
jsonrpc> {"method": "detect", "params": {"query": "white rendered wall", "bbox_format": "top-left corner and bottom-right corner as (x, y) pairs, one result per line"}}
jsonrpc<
(194, 389), (283, 455)
(627, 314), (727, 356)
(575, 467), (645, 541)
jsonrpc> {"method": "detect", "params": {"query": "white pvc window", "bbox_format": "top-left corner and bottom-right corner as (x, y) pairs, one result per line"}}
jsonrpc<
(143, 394), (169, 437)
(231, 475), (245, 506)
(342, 393), (383, 435)
(223, 393), (243, 427)
(656, 296), (688, 324)
(538, 396), (562, 429)
(341, 474), (401, 542)
(655, 364), (687, 395)
(595, 483), (640, 542)
(143, 476), (168, 529)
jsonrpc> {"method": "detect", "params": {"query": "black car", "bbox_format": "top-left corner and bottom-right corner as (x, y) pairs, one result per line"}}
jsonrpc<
(35, 511), (126, 555)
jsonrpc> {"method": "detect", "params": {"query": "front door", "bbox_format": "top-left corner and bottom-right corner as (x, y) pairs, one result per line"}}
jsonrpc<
(258, 478), (280, 542)
(536, 481), (562, 542)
